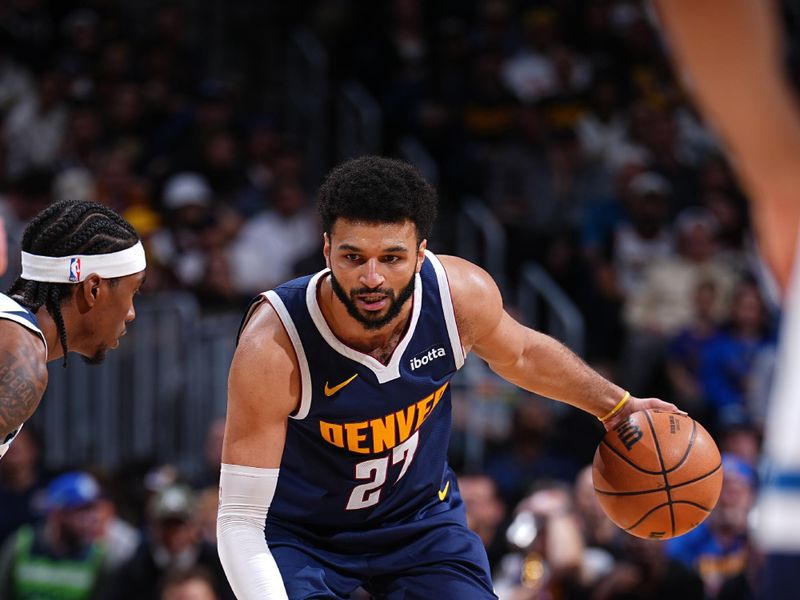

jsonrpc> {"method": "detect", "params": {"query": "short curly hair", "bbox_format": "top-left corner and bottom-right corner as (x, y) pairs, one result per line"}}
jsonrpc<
(317, 156), (437, 243)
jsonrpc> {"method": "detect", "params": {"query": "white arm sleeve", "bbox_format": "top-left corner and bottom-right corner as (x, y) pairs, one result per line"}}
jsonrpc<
(217, 463), (288, 599)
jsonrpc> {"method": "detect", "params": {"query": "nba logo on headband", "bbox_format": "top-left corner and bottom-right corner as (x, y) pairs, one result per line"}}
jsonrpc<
(68, 258), (81, 283)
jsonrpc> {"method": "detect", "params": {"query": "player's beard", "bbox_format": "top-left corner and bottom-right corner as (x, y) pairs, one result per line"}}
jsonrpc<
(81, 347), (108, 365)
(329, 270), (416, 331)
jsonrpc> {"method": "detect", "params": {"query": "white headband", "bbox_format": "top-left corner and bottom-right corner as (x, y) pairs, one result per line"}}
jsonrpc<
(21, 241), (146, 283)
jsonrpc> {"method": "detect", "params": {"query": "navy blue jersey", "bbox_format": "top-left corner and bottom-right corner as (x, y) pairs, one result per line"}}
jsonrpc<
(256, 251), (466, 536)
(0, 292), (47, 459)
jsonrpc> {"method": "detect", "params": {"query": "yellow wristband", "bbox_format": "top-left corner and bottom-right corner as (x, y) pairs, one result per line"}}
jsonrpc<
(598, 391), (630, 422)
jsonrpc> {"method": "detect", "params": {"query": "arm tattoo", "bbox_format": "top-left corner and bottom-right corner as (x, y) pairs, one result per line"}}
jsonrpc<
(0, 347), (47, 439)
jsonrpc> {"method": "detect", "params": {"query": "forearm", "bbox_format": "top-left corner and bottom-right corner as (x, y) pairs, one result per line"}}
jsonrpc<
(654, 0), (800, 177)
(654, 0), (800, 286)
(489, 329), (625, 419)
(217, 464), (288, 600)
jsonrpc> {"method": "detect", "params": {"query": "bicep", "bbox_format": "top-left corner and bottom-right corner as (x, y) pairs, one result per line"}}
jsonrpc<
(0, 325), (47, 439)
(222, 305), (300, 469)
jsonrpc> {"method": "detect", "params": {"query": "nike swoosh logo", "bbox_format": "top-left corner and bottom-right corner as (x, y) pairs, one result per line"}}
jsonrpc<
(324, 374), (358, 397)
(438, 481), (450, 501)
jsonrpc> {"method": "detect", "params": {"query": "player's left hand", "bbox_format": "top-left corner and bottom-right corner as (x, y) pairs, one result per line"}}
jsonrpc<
(602, 395), (685, 432)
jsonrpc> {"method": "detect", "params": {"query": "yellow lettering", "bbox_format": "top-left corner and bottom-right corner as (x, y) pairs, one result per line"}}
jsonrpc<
(320, 421), (344, 448)
(321, 382), (451, 453)
(344, 421), (370, 453)
(415, 393), (434, 430)
(396, 405), (416, 442)
(371, 414), (396, 453)
(432, 382), (448, 410)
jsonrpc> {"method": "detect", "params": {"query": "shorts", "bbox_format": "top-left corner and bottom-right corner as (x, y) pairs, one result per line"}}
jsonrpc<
(267, 517), (497, 599)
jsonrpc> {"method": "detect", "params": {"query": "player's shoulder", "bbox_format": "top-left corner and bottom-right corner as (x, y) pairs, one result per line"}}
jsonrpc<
(434, 254), (503, 345)
(236, 296), (293, 358)
(230, 295), (300, 417)
(435, 255), (498, 297)
(236, 296), (296, 376)
(0, 318), (47, 364)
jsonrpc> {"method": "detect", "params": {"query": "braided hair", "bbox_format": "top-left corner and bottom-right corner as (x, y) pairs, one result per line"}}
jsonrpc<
(7, 199), (140, 362)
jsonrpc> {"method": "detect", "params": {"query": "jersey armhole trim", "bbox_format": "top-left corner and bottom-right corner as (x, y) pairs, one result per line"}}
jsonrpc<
(425, 251), (465, 369)
(265, 291), (313, 420)
(0, 314), (48, 356)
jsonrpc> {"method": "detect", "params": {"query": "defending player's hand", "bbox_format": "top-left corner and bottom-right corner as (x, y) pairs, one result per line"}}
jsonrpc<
(602, 395), (685, 432)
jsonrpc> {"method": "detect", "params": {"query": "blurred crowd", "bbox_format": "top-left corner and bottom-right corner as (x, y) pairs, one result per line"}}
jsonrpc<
(0, 0), (791, 598)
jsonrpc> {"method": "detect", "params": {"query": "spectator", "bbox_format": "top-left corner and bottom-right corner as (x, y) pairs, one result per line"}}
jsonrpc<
(458, 473), (508, 574)
(622, 208), (740, 394)
(573, 465), (618, 561)
(192, 417), (225, 489)
(161, 566), (219, 600)
(149, 172), (216, 289)
(0, 427), (48, 547)
(665, 279), (719, 419)
(494, 482), (587, 600)
(99, 484), (233, 600)
(699, 280), (775, 427)
(576, 76), (629, 168)
(667, 454), (756, 597)
(0, 471), (109, 600)
(717, 409), (761, 467)
(610, 171), (675, 298)
(4, 68), (69, 177)
(228, 178), (318, 295)
(485, 107), (611, 280)
(484, 396), (581, 507)
(593, 535), (704, 600)
(95, 476), (140, 570)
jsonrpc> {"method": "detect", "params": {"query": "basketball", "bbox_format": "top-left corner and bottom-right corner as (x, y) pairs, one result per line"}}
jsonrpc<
(592, 410), (722, 539)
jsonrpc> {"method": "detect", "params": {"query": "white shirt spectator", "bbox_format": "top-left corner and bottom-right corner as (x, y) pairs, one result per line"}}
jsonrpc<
(229, 208), (318, 295)
(4, 90), (68, 177)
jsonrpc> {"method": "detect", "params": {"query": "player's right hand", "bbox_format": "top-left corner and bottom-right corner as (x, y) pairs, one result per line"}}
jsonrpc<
(603, 395), (685, 432)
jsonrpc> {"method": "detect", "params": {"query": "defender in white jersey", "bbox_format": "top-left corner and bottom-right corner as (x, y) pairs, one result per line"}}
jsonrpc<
(0, 199), (146, 460)
(654, 1), (800, 597)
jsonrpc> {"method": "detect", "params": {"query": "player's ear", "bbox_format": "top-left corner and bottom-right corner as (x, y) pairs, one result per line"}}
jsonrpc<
(416, 239), (427, 272)
(78, 274), (103, 310)
(323, 232), (331, 269)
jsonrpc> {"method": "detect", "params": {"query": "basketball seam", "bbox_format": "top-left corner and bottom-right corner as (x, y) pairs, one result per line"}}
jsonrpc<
(600, 439), (664, 475)
(593, 462), (722, 496)
(644, 410), (675, 538)
(623, 500), (712, 532)
(665, 419), (697, 474)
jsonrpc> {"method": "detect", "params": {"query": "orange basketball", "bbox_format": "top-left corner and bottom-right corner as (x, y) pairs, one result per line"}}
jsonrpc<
(592, 410), (722, 539)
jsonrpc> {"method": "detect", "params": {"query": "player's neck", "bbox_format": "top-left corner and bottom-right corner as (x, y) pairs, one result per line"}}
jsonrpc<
(34, 307), (63, 362)
(35, 304), (86, 362)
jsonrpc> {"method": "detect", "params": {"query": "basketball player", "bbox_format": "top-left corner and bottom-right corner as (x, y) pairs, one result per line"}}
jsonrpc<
(0, 199), (146, 460)
(216, 156), (681, 598)
(653, 2), (800, 598)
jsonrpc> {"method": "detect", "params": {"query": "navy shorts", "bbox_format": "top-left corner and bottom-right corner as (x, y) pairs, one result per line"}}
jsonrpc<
(267, 517), (497, 599)
(757, 553), (800, 600)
